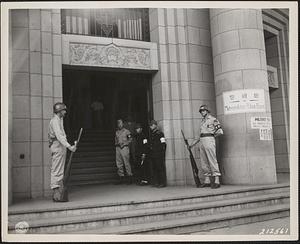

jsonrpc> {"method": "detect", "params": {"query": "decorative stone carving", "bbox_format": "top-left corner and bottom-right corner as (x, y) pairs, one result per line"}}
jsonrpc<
(69, 43), (151, 69)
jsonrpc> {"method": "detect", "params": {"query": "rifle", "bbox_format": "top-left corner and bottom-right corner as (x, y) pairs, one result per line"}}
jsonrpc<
(181, 130), (201, 188)
(54, 128), (83, 202)
(64, 128), (83, 185)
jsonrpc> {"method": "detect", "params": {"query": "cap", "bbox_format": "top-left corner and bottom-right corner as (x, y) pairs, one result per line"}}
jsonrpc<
(135, 123), (142, 129)
(149, 120), (158, 126)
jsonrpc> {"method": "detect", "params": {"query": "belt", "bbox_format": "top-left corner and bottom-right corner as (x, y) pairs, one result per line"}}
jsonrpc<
(200, 133), (214, 138)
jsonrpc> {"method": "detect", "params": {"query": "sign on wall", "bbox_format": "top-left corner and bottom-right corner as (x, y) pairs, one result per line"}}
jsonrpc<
(250, 116), (273, 141)
(259, 128), (272, 140)
(223, 89), (266, 114)
(251, 117), (272, 129)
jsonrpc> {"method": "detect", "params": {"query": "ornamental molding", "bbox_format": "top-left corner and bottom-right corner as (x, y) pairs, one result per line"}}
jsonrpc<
(69, 42), (151, 69)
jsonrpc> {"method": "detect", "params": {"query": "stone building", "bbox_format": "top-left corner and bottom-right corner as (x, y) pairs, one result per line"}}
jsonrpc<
(8, 8), (290, 204)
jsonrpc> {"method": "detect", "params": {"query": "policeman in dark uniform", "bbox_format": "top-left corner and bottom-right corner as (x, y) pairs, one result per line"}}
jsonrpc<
(149, 120), (167, 188)
(134, 123), (150, 185)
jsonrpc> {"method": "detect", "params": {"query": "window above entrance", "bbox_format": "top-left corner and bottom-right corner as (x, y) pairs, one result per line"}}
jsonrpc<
(61, 9), (150, 42)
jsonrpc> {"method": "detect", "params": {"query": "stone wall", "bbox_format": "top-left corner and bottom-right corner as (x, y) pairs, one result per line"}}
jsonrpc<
(149, 8), (216, 185)
(263, 9), (290, 174)
(10, 9), (63, 200)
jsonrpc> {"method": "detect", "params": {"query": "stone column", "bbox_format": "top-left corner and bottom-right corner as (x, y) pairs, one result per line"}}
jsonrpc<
(149, 9), (215, 185)
(210, 9), (277, 184)
(11, 9), (63, 200)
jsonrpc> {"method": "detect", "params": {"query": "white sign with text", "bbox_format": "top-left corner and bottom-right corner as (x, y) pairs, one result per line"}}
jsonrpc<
(251, 117), (272, 129)
(223, 89), (266, 114)
(259, 128), (272, 141)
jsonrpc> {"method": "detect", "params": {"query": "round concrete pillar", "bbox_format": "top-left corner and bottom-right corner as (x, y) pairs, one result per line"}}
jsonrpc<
(210, 9), (277, 184)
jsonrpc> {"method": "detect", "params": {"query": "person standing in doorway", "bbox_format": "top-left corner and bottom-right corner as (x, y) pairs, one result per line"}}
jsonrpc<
(149, 120), (167, 188)
(134, 123), (150, 185)
(115, 118), (133, 184)
(91, 97), (104, 129)
(124, 115), (137, 177)
(189, 104), (223, 189)
(48, 102), (77, 202)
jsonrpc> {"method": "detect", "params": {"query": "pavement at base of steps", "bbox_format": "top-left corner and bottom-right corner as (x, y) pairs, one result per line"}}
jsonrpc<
(190, 217), (290, 235)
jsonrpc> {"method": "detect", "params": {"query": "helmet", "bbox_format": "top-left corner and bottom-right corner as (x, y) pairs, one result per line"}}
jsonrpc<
(199, 104), (210, 113)
(53, 102), (67, 113)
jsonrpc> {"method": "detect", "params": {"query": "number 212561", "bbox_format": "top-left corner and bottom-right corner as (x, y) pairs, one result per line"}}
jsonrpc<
(259, 228), (289, 235)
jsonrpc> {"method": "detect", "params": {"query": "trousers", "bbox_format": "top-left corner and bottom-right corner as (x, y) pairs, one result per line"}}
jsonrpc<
(151, 156), (166, 185)
(50, 141), (67, 189)
(116, 146), (132, 176)
(199, 137), (221, 177)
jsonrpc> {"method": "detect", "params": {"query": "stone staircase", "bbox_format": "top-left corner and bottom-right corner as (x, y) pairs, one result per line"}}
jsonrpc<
(8, 184), (289, 234)
(68, 129), (118, 186)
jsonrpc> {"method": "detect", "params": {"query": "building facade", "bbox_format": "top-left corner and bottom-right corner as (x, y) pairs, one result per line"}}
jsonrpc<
(8, 8), (290, 204)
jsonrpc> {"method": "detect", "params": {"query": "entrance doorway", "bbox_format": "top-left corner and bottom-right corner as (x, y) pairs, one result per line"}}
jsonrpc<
(62, 67), (153, 185)
(62, 68), (153, 134)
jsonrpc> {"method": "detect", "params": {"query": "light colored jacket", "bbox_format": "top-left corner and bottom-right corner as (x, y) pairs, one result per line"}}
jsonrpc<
(48, 114), (71, 148)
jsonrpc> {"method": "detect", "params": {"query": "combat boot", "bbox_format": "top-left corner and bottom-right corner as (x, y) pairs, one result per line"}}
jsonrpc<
(114, 176), (124, 185)
(126, 176), (133, 185)
(199, 176), (211, 188)
(210, 176), (220, 189)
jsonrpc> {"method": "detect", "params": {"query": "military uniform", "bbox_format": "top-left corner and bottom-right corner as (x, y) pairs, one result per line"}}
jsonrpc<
(134, 130), (149, 184)
(198, 114), (223, 179)
(48, 114), (71, 190)
(124, 120), (137, 171)
(115, 127), (132, 178)
(149, 128), (167, 187)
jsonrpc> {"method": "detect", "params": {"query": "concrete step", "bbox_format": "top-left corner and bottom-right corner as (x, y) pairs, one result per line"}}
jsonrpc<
(71, 155), (115, 162)
(71, 166), (117, 175)
(8, 184), (289, 222)
(70, 130), (114, 135)
(8, 191), (289, 234)
(72, 204), (290, 234)
(80, 137), (114, 142)
(72, 151), (115, 158)
(71, 161), (116, 168)
(76, 147), (115, 153)
(69, 173), (118, 182)
(77, 141), (115, 147)
(69, 179), (119, 186)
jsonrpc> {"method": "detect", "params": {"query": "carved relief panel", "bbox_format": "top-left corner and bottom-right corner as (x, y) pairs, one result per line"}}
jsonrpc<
(62, 35), (158, 71)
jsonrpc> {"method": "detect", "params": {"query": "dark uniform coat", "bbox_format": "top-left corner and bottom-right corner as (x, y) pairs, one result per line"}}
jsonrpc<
(149, 128), (167, 186)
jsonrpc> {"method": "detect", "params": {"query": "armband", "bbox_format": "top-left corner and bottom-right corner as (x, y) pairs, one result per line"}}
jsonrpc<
(160, 137), (166, 143)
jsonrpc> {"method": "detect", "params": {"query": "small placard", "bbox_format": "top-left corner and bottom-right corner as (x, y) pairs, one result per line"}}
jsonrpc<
(259, 128), (272, 140)
(251, 117), (272, 129)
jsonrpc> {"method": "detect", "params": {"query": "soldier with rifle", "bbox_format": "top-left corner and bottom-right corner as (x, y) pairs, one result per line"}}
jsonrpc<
(188, 105), (223, 189)
(48, 102), (77, 202)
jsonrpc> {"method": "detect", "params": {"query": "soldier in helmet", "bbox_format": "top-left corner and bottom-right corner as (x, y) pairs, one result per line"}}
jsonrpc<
(115, 118), (133, 184)
(48, 102), (77, 202)
(189, 105), (223, 189)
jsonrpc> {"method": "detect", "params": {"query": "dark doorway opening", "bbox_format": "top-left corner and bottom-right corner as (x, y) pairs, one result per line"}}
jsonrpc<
(62, 68), (153, 134)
